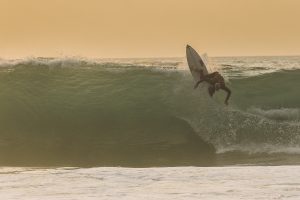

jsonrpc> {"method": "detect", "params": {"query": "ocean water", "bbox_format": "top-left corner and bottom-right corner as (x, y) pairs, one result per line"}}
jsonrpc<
(0, 56), (299, 199)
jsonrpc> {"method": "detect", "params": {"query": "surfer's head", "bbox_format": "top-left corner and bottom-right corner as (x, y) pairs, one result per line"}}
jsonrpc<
(215, 83), (221, 91)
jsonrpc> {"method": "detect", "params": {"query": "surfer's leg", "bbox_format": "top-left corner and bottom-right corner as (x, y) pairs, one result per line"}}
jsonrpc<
(208, 85), (215, 97)
(221, 85), (231, 105)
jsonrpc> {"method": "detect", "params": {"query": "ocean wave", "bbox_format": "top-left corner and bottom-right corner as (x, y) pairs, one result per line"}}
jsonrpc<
(0, 57), (185, 71)
(0, 58), (299, 166)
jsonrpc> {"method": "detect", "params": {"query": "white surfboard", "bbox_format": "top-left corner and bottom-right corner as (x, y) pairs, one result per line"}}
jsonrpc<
(186, 45), (209, 82)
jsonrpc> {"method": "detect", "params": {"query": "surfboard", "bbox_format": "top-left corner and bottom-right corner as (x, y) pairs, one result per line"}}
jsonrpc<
(186, 45), (209, 82)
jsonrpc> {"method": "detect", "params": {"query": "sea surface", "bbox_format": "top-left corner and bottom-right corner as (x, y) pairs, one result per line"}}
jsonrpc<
(0, 56), (299, 199)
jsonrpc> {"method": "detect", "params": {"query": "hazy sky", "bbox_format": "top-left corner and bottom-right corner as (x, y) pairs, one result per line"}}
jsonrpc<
(1, 0), (300, 58)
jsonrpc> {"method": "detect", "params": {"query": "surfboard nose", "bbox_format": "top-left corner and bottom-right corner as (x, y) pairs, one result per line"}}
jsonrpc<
(186, 44), (191, 49)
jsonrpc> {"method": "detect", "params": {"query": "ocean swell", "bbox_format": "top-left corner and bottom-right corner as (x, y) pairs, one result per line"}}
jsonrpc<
(0, 58), (299, 166)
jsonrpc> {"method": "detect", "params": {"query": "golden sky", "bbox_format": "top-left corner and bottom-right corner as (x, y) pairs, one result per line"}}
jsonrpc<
(1, 0), (300, 58)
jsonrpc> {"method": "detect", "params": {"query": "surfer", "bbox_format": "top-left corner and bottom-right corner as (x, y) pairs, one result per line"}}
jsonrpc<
(194, 70), (231, 105)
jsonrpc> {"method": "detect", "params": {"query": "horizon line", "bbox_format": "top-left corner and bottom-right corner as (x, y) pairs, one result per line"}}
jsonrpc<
(1, 54), (300, 60)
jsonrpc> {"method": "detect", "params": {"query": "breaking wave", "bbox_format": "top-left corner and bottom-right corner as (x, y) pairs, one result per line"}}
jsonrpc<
(0, 57), (299, 167)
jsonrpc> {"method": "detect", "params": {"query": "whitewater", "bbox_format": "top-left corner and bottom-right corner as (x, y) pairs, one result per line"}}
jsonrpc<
(0, 56), (299, 199)
(1, 166), (300, 200)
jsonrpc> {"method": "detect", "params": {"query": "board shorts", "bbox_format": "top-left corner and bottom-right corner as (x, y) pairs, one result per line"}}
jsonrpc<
(209, 73), (225, 86)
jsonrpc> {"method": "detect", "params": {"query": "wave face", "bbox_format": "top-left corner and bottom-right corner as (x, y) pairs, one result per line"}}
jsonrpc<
(0, 57), (299, 167)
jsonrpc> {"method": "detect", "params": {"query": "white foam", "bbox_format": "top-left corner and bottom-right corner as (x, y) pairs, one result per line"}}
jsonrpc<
(0, 57), (186, 70)
(0, 166), (299, 200)
(248, 107), (300, 121)
(217, 144), (300, 154)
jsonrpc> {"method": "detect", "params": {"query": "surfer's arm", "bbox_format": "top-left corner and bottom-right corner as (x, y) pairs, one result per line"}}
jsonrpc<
(221, 86), (231, 105)
(194, 79), (204, 89)
(194, 72), (219, 89)
(194, 73), (216, 89)
(205, 72), (218, 79)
